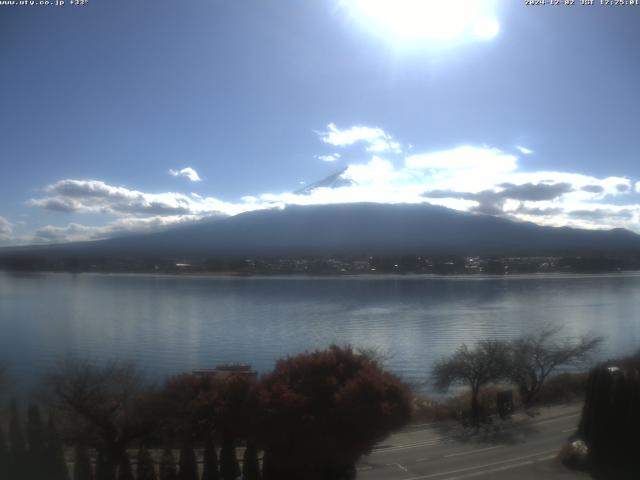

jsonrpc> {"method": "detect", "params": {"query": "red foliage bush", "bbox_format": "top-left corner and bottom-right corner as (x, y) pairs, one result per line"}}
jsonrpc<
(253, 345), (412, 467)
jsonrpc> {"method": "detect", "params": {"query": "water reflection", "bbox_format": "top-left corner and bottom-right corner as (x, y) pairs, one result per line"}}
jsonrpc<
(1, 272), (639, 393)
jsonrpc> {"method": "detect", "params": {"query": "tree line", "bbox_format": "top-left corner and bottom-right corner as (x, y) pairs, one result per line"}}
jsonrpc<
(0, 345), (412, 480)
(0, 328), (605, 479)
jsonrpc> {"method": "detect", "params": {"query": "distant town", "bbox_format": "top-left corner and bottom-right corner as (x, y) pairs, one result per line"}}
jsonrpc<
(2, 253), (640, 275)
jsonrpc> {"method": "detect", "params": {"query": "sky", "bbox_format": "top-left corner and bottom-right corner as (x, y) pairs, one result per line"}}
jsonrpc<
(1, 0), (640, 245)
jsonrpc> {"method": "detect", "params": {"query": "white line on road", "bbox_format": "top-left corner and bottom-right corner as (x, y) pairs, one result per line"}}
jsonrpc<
(375, 411), (579, 454)
(402, 449), (558, 480)
(436, 454), (557, 480)
(373, 439), (442, 454)
(371, 413), (577, 456)
(443, 445), (500, 458)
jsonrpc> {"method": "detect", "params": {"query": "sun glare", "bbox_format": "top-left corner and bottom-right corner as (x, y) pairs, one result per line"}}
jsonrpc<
(348, 0), (500, 45)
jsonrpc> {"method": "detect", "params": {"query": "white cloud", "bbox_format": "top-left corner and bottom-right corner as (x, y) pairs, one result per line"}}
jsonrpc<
(33, 215), (208, 244)
(25, 179), (282, 243)
(515, 145), (533, 155)
(28, 179), (248, 217)
(272, 142), (639, 232)
(169, 167), (202, 182)
(406, 146), (517, 174)
(316, 153), (341, 163)
(29, 141), (639, 240)
(318, 123), (402, 154)
(0, 216), (11, 236)
(514, 203), (640, 231)
(0, 216), (12, 244)
(18, 124), (640, 245)
(423, 182), (575, 216)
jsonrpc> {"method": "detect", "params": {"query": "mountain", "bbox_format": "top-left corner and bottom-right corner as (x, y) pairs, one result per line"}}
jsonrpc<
(3, 203), (640, 261)
(294, 168), (357, 195)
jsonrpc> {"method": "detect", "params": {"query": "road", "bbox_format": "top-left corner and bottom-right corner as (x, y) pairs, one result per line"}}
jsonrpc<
(358, 404), (590, 480)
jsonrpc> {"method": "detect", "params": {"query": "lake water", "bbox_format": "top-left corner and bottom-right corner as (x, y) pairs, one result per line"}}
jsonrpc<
(1, 271), (639, 394)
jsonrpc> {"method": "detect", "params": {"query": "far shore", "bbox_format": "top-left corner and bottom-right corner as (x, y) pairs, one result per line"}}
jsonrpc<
(2, 269), (640, 280)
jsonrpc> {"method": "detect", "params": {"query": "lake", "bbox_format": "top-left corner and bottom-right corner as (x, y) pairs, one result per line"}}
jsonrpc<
(1, 271), (639, 394)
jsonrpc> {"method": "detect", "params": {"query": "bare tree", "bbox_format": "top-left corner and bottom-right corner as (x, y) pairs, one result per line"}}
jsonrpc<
(43, 360), (160, 480)
(432, 340), (510, 427)
(507, 326), (602, 408)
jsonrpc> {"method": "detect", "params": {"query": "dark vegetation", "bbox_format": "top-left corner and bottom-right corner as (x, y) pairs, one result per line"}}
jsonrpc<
(414, 372), (590, 425)
(0, 346), (412, 480)
(432, 340), (511, 427)
(1, 332), (631, 479)
(2, 253), (639, 276)
(571, 351), (640, 479)
(431, 327), (601, 427)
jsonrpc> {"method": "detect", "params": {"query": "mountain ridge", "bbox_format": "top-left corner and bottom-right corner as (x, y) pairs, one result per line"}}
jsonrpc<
(2, 203), (640, 260)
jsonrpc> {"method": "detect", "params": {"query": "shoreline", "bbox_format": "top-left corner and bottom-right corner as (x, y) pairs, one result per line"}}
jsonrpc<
(2, 269), (640, 280)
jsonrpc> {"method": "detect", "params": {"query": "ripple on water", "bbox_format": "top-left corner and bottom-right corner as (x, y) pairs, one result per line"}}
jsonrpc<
(1, 272), (640, 394)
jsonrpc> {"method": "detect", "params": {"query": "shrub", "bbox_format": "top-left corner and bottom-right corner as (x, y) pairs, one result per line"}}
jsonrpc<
(254, 345), (412, 478)
(578, 353), (640, 474)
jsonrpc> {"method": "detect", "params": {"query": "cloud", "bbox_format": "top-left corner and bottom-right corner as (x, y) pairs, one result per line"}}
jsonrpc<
(33, 215), (208, 244)
(18, 124), (640, 245)
(169, 167), (201, 182)
(582, 185), (604, 194)
(496, 182), (574, 201)
(516, 205), (564, 217)
(568, 208), (635, 222)
(318, 123), (402, 154)
(213, 140), (637, 233)
(0, 216), (12, 244)
(29, 179), (246, 217)
(316, 153), (341, 163)
(0, 216), (13, 236)
(515, 145), (533, 155)
(25, 178), (284, 243)
(406, 146), (517, 174)
(423, 182), (573, 215)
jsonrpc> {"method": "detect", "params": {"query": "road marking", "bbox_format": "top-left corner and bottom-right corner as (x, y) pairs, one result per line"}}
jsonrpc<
(371, 412), (576, 455)
(403, 410), (580, 434)
(373, 439), (442, 454)
(371, 412), (577, 456)
(395, 463), (409, 472)
(436, 454), (556, 480)
(443, 445), (499, 458)
(402, 449), (558, 480)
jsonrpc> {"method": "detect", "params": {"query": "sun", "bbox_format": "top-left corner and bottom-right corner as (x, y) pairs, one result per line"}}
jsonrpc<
(347, 0), (500, 45)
